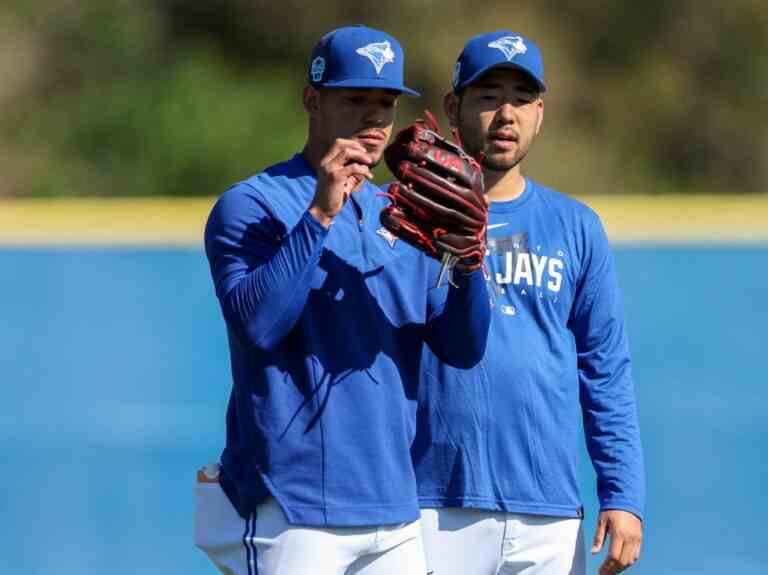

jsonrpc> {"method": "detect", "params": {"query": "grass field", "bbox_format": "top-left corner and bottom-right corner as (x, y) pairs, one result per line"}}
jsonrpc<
(1, 195), (767, 245)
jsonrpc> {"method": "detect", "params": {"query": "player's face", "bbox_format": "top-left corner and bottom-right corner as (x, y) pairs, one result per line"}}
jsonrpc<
(447, 69), (543, 172)
(312, 88), (399, 166)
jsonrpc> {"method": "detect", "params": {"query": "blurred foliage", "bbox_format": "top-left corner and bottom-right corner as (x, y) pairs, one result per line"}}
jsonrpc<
(0, 0), (766, 197)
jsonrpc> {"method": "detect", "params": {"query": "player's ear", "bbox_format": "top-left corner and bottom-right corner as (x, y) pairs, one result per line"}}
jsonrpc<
(443, 92), (460, 128)
(303, 86), (321, 117)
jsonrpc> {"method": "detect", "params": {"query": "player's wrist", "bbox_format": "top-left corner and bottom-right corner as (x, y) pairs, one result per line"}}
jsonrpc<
(308, 206), (336, 229)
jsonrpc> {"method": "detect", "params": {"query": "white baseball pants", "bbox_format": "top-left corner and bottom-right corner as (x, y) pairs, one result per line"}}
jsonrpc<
(420, 507), (585, 575)
(194, 465), (427, 575)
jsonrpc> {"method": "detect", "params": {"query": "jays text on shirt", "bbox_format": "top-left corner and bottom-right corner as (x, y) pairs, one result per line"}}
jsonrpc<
(413, 178), (645, 520)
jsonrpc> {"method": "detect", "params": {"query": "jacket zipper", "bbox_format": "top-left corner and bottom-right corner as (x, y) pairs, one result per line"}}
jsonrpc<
(351, 195), (367, 265)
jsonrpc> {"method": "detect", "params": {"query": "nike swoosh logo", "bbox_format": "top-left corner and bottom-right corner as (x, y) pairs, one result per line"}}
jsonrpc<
(487, 223), (509, 230)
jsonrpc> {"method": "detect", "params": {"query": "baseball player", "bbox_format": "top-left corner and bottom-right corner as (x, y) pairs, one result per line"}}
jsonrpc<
(194, 25), (491, 575)
(412, 31), (645, 575)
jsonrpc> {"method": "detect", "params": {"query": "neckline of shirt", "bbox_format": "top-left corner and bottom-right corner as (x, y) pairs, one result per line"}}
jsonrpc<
(488, 178), (537, 213)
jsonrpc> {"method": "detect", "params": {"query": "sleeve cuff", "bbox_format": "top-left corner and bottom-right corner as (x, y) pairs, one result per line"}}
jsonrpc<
(302, 210), (331, 236)
(599, 501), (644, 522)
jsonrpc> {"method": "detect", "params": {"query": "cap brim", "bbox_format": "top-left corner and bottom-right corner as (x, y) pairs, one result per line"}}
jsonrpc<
(319, 78), (420, 97)
(459, 62), (546, 93)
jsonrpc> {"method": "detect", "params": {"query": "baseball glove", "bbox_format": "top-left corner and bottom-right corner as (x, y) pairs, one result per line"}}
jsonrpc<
(380, 111), (487, 284)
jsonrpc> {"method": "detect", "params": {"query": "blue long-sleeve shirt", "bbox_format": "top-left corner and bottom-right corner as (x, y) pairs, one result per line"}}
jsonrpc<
(412, 179), (645, 520)
(204, 154), (491, 526)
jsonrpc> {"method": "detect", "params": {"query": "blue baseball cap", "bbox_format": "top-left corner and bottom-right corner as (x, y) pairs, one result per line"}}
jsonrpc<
(452, 31), (546, 93)
(308, 25), (420, 96)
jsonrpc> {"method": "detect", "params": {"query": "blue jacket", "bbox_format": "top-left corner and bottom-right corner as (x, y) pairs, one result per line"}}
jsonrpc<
(412, 179), (645, 520)
(204, 154), (491, 526)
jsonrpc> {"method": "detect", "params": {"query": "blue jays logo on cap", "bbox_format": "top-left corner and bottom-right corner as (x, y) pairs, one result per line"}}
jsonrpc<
(307, 25), (419, 96)
(356, 41), (396, 74)
(488, 35), (527, 61)
(452, 30), (546, 93)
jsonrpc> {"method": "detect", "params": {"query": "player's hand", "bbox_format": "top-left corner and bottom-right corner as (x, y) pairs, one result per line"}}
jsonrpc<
(591, 510), (643, 574)
(310, 138), (374, 227)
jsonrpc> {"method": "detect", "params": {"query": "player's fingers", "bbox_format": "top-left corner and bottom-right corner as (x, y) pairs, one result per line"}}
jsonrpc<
(633, 531), (643, 563)
(322, 164), (372, 201)
(621, 534), (643, 569)
(323, 137), (367, 159)
(324, 152), (373, 181)
(320, 145), (350, 172)
(333, 148), (373, 171)
(322, 163), (372, 191)
(618, 539), (638, 572)
(339, 164), (373, 193)
(338, 163), (373, 182)
(321, 139), (371, 171)
(608, 528), (625, 562)
(598, 556), (621, 575)
(349, 175), (365, 193)
(591, 516), (608, 554)
(599, 530), (626, 575)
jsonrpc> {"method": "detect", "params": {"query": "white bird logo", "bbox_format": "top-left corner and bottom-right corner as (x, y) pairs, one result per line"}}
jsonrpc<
(376, 227), (398, 248)
(356, 41), (396, 74)
(488, 36), (527, 61)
